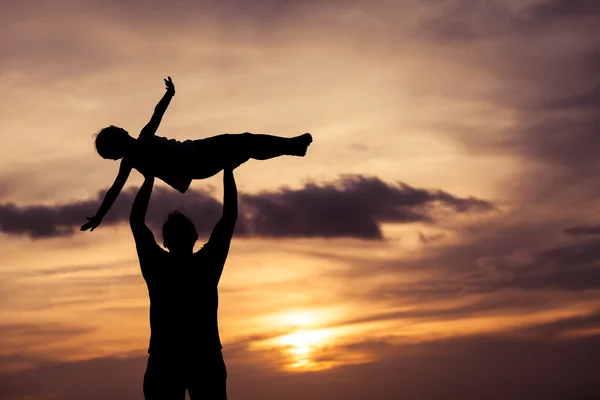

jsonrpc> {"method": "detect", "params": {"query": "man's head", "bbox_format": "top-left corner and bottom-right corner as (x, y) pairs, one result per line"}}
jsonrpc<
(162, 211), (198, 253)
(94, 125), (131, 160)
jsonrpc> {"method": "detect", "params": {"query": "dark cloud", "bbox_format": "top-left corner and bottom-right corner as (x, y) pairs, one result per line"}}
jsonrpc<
(533, 0), (600, 17)
(517, 311), (600, 338)
(563, 225), (600, 236)
(320, 219), (600, 312)
(0, 175), (493, 240)
(420, 0), (600, 41)
(517, 111), (600, 174)
(417, 0), (519, 41)
(472, 239), (600, 292)
(545, 82), (600, 110)
(509, 59), (598, 183)
(0, 185), (224, 239)
(418, 232), (445, 243)
(241, 175), (494, 239)
(495, 267), (600, 292)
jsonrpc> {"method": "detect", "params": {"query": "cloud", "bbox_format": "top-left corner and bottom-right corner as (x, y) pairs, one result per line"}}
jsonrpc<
(418, 232), (445, 243)
(317, 216), (600, 316)
(0, 323), (93, 349)
(0, 175), (494, 240)
(0, 185), (224, 239)
(0, 0), (390, 74)
(469, 239), (600, 292)
(519, 310), (600, 338)
(563, 225), (600, 236)
(241, 175), (494, 239)
(533, 0), (600, 17)
(409, 0), (600, 205)
(0, 323), (96, 373)
(420, 0), (600, 42)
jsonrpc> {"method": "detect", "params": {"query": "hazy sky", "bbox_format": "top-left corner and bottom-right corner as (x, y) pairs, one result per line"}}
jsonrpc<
(1, 0), (599, 399)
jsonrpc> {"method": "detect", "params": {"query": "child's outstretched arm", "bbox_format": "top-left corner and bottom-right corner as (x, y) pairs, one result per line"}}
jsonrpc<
(139, 76), (175, 138)
(81, 159), (132, 232)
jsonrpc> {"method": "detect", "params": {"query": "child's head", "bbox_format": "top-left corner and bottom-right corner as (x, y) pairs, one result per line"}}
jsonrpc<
(162, 211), (198, 253)
(94, 125), (131, 160)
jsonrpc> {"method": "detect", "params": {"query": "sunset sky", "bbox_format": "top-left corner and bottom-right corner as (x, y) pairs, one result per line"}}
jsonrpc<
(1, 0), (600, 399)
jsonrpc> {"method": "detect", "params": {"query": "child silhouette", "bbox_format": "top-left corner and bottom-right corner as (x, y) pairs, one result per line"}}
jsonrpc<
(81, 77), (312, 232)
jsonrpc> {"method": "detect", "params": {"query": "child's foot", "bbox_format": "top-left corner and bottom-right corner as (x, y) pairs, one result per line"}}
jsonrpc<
(290, 133), (312, 156)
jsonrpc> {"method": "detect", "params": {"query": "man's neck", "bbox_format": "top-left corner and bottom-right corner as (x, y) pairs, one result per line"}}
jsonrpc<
(167, 249), (194, 257)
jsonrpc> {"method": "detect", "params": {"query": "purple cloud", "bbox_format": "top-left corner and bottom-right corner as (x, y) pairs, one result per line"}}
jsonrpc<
(0, 175), (494, 240)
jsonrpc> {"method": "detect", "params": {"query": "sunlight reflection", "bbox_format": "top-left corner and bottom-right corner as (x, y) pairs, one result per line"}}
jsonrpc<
(251, 311), (378, 372)
(276, 328), (335, 371)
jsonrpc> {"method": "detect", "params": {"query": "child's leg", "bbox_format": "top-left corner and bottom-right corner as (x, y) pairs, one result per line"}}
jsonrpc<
(192, 132), (312, 179)
(233, 132), (312, 159)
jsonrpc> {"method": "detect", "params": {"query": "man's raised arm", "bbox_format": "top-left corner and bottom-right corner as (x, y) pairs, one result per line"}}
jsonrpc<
(204, 169), (238, 282)
(209, 169), (238, 241)
(139, 77), (175, 137)
(130, 176), (158, 248)
(222, 169), (238, 224)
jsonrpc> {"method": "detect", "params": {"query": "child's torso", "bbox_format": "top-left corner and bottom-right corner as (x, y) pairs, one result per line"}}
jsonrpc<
(129, 135), (196, 193)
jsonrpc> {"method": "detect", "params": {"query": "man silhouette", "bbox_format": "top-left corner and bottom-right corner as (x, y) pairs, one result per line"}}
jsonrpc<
(129, 166), (239, 399)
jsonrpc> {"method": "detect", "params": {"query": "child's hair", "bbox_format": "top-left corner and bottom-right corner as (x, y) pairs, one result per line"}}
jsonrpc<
(162, 210), (198, 249)
(94, 125), (129, 160)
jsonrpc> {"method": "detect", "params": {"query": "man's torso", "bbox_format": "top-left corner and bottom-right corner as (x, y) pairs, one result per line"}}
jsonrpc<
(140, 248), (222, 355)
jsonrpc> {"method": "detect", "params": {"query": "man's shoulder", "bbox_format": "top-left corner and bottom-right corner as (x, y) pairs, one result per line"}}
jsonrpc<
(137, 241), (167, 259)
(194, 243), (222, 261)
(194, 244), (209, 257)
(138, 246), (167, 281)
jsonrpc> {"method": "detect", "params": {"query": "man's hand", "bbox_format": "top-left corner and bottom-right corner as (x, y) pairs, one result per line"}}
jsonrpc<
(80, 215), (102, 232)
(164, 76), (175, 96)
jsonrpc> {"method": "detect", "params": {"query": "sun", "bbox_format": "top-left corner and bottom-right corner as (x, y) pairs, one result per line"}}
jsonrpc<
(278, 329), (332, 349)
(251, 310), (377, 371)
(276, 329), (334, 370)
(253, 310), (338, 370)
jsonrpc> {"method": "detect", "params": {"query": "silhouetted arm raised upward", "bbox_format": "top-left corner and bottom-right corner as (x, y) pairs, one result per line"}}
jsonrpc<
(221, 169), (238, 223)
(130, 176), (154, 232)
(139, 77), (175, 138)
(202, 169), (238, 282)
(130, 176), (162, 279)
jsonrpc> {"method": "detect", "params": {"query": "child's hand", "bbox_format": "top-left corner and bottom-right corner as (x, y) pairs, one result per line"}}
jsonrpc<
(164, 76), (175, 95)
(80, 216), (102, 232)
